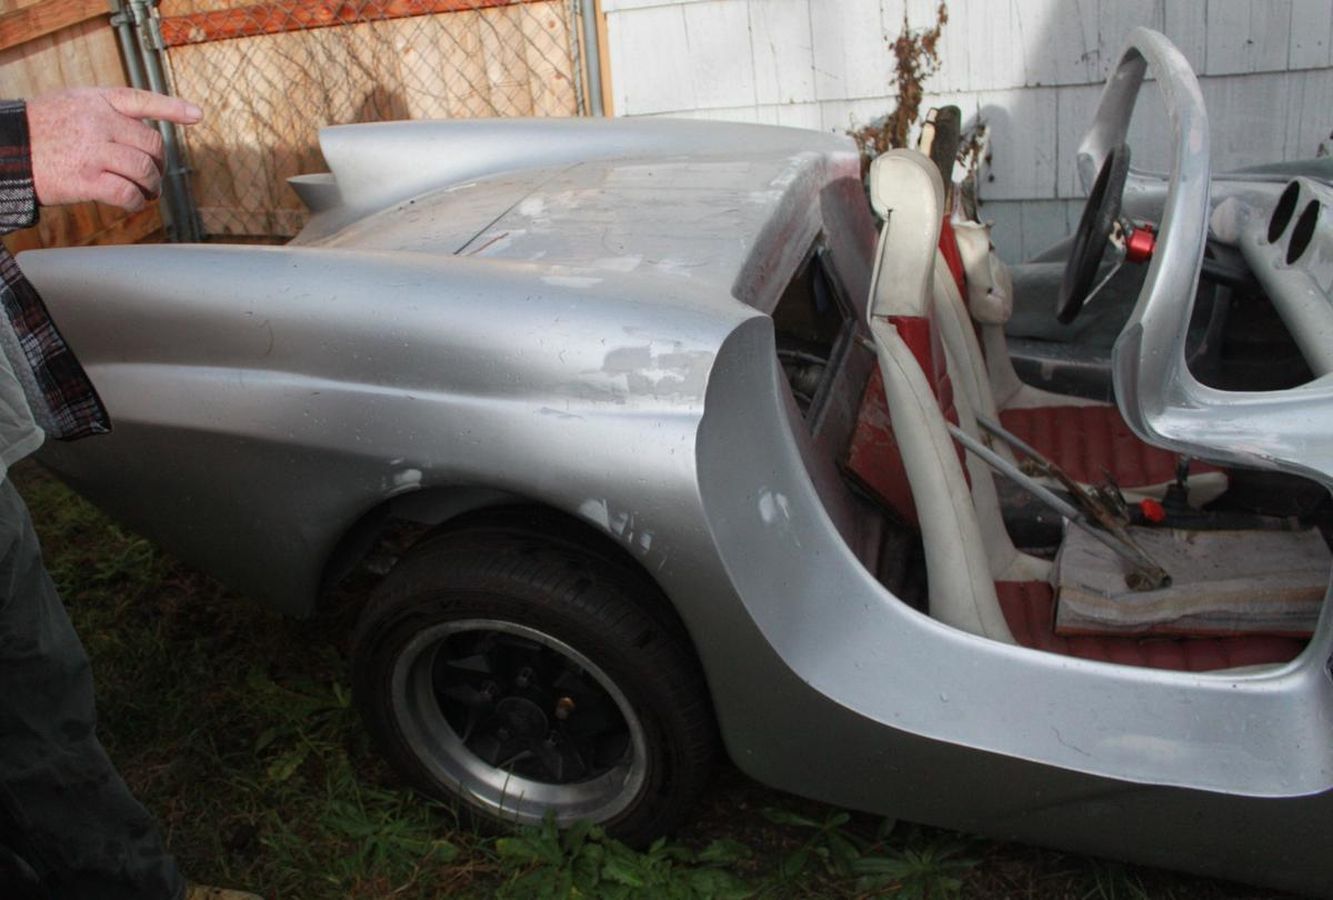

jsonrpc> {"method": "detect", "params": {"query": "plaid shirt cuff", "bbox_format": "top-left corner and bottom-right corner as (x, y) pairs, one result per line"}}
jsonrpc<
(0, 251), (110, 441)
(0, 101), (37, 234)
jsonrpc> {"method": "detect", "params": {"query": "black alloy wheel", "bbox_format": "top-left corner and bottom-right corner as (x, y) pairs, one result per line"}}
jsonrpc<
(351, 517), (717, 845)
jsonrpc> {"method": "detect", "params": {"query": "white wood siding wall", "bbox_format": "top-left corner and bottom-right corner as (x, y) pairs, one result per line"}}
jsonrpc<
(603, 0), (1333, 260)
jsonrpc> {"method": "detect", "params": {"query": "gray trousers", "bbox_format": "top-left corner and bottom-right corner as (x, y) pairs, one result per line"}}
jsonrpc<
(0, 479), (185, 899)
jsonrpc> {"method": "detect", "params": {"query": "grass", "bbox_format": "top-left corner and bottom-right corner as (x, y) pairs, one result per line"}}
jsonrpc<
(12, 461), (1294, 899)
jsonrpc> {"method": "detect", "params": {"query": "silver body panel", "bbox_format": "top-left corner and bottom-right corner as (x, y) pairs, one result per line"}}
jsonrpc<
(19, 57), (1333, 894)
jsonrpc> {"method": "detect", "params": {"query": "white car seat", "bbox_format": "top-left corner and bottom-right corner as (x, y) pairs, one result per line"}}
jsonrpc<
(861, 149), (1306, 671)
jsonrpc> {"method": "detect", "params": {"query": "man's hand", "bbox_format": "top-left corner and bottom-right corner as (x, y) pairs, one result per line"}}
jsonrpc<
(26, 87), (203, 212)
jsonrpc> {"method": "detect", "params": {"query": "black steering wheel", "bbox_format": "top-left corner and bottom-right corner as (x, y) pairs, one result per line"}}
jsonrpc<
(1056, 143), (1131, 324)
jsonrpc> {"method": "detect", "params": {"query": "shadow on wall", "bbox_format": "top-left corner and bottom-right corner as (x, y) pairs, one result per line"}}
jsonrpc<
(186, 86), (413, 241)
(960, 99), (1081, 263)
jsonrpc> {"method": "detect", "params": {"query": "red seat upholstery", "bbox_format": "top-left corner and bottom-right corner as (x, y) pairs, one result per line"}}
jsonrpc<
(847, 318), (965, 526)
(998, 404), (1216, 487)
(995, 581), (1306, 671)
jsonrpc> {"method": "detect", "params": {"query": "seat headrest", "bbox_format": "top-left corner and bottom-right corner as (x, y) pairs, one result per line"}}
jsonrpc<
(867, 150), (946, 320)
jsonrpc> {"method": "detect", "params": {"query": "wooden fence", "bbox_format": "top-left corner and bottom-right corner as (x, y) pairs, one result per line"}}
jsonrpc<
(0, 0), (164, 253)
(158, 0), (585, 238)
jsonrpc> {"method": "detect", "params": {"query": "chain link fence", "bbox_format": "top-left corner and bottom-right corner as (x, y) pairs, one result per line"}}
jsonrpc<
(151, 0), (590, 239)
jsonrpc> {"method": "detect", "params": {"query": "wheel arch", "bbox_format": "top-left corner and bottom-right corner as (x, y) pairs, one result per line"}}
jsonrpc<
(318, 484), (524, 600)
(318, 485), (704, 657)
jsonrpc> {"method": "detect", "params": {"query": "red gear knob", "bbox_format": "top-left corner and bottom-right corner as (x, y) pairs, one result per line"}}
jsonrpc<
(1125, 225), (1156, 264)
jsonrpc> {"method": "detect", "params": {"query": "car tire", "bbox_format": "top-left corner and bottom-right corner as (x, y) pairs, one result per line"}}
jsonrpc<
(351, 522), (717, 845)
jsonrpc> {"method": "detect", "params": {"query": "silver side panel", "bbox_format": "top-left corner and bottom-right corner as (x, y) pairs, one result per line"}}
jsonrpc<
(24, 244), (752, 614)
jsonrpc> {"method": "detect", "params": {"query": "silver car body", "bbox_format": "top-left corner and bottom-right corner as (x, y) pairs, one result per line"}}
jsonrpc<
(19, 31), (1333, 895)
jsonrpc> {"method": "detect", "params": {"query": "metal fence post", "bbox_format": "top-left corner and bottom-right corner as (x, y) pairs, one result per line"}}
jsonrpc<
(121, 0), (202, 242)
(109, 1), (149, 96)
(109, 0), (178, 242)
(578, 0), (605, 117)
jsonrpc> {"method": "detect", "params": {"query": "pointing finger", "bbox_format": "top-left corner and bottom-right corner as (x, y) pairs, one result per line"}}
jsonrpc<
(104, 87), (203, 125)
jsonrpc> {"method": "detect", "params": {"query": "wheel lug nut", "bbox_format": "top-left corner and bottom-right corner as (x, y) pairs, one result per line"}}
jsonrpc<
(554, 696), (575, 720)
(515, 666), (534, 688)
